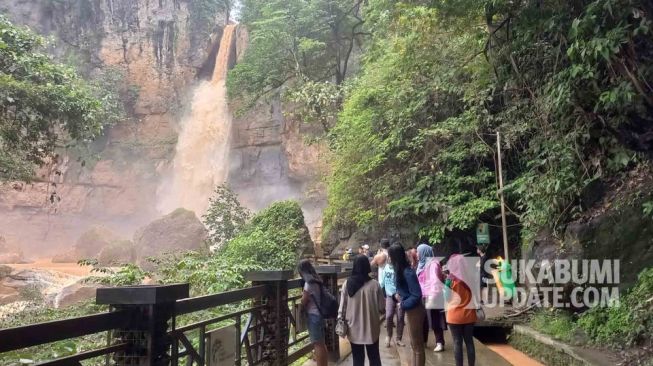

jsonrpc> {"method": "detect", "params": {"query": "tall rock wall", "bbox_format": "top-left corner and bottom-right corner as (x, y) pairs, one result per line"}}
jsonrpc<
(0, 0), (228, 255)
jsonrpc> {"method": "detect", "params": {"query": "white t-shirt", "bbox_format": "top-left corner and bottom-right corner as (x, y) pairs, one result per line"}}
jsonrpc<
(304, 281), (322, 316)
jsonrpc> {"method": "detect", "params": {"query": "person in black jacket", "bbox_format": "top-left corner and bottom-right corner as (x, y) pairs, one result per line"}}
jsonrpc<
(388, 243), (425, 366)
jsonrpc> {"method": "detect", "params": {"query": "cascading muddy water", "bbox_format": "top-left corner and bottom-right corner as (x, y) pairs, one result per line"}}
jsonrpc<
(158, 25), (237, 215)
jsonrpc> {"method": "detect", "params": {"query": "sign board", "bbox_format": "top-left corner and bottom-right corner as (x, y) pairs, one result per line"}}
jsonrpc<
(294, 303), (307, 334)
(476, 223), (490, 245)
(207, 325), (236, 366)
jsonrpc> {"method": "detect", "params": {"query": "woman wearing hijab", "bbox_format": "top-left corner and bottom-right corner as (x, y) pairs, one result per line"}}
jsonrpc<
(444, 254), (478, 366)
(416, 243), (447, 352)
(388, 243), (425, 366)
(298, 259), (328, 366)
(338, 255), (385, 366)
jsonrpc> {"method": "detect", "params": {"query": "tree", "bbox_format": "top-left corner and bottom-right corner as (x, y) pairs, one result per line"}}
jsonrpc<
(228, 0), (365, 130)
(0, 16), (110, 181)
(202, 184), (251, 249)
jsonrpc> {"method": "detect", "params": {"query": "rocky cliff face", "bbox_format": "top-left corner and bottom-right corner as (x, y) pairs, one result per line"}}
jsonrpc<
(229, 96), (328, 248)
(0, 0), (228, 255)
(0, 1), (327, 257)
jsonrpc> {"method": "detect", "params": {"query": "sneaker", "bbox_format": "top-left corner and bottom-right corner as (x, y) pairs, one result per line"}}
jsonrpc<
(434, 343), (444, 352)
(395, 339), (405, 347)
(385, 336), (391, 348)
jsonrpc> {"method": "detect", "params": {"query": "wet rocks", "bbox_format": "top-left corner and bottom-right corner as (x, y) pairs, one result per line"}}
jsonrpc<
(134, 208), (208, 264)
(54, 281), (100, 308)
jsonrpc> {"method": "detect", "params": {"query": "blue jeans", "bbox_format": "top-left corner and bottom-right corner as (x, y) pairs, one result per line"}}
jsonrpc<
(307, 313), (325, 343)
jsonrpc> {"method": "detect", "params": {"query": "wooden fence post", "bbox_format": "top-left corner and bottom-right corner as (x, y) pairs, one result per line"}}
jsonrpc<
(316, 265), (341, 363)
(96, 284), (189, 366)
(245, 270), (293, 366)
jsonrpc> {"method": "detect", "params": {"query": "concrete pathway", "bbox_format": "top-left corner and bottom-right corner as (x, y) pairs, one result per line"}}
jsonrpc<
(335, 327), (511, 366)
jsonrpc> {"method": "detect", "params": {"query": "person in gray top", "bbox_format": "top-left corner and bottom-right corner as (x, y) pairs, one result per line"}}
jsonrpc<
(338, 255), (385, 366)
(299, 259), (327, 366)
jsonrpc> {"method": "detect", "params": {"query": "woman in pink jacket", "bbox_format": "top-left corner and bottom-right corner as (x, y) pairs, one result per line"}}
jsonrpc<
(416, 243), (447, 352)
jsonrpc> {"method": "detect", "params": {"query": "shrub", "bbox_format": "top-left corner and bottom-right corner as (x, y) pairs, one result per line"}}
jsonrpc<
(578, 267), (653, 348)
(529, 309), (581, 344)
(219, 200), (313, 271)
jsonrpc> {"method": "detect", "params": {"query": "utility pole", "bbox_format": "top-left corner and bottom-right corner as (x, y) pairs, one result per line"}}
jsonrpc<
(496, 131), (510, 262)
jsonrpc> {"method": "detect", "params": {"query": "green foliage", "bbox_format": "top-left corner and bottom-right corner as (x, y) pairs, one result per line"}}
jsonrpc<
(579, 267), (653, 348)
(228, 0), (363, 114)
(79, 259), (149, 286)
(0, 301), (107, 365)
(323, 0), (653, 242)
(324, 4), (497, 242)
(151, 250), (262, 296)
(203, 184), (251, 249)
(285, 80), (348, 132)
(530, 309), (581, 344)
(219, 200), (312, 271)
(189, 0), (231, 42)
(0, 16), (112, 181)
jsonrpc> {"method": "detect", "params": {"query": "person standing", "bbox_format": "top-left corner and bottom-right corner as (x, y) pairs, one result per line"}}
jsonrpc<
(406, 246), (418, 270)
(388, 243), (425, 366)
(298, 260), (328, 366)
(379, 255), (406, 347)
(416, 243), (447, 352)
(339, 255), (385, 366)
(372, 238), (391, 283)
(444, 254), (478, 366)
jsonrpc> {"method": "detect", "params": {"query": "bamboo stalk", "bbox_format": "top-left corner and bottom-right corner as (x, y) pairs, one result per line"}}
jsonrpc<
(497, 131), (510, 262)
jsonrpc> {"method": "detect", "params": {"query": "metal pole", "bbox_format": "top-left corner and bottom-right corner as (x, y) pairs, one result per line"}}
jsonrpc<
(496, 131), (510, 262)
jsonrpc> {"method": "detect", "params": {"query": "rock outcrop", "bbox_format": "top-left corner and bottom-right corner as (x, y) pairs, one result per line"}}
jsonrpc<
(0, 0), (228, 256)
(54, 281), (100, 308)
(0, 236), (25, 264)
(74, 226), (122, 259)
(525, 199), (653, 290)
(0, 268), (79, 305)
(98, 240), (136, 266)
(134, 209), (208, 263)
(1, 1), (328, 259)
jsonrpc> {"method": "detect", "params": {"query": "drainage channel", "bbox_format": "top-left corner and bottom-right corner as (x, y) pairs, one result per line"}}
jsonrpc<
(475, 326), (544, 366)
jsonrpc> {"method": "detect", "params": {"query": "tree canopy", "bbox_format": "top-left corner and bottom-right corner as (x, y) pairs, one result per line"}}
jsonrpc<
(232, 0), (653, 244)
(228, 0), (364, 121)
(0, 16), (111, 180)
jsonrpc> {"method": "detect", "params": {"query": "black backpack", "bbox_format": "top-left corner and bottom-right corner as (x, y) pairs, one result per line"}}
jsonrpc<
(310, 283), (339, 319)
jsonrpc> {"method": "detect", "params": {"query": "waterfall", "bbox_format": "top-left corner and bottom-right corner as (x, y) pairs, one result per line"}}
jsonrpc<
(158, 25), (237, 215)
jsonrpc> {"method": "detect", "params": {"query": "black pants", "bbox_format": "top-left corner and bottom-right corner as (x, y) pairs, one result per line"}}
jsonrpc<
(351, 341), (381, 366)
(422, 309), (446, 345)
(449, 323), (475, 366)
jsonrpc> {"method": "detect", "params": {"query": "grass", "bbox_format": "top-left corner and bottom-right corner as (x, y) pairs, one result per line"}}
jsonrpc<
(529, 309), (583, 345)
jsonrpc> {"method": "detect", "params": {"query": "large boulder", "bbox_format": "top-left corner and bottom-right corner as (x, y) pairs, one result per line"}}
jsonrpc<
(54, 281), (100, 308)
(134, 209), (208, 263)
(0, 265), (19, 305)
(525, 200), (653, 290)
(74, 226), (121, 259)
(98, 240), (136, 266)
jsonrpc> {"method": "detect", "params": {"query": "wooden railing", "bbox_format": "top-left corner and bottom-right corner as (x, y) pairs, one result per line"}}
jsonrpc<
(0, 265), (351, 366)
